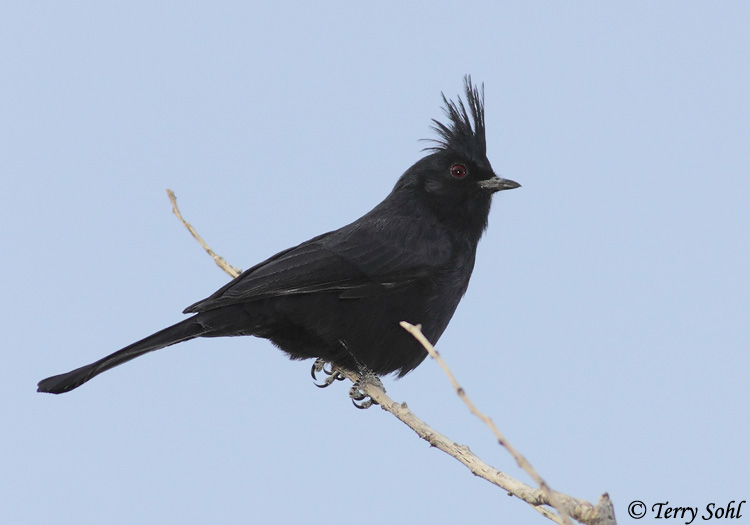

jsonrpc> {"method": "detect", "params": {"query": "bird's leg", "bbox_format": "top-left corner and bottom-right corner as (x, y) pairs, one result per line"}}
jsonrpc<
(349, 366), (383, 410)
(311, 358), (345, 388)
(341, 340), (383, 409)
(311, 342), (384, 409)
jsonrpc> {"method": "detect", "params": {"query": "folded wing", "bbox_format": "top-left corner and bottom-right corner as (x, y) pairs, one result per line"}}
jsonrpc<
(184, 218), (453, 313)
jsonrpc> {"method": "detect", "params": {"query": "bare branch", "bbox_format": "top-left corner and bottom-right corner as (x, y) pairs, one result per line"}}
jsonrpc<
(167, 189), (242, 278)
(400, 322), (575, 523)
(335, 367), (565, 524)
(337, 365), (615, 524)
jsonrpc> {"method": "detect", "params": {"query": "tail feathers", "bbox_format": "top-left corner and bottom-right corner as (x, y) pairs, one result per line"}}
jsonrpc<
(38, 316), (210, 394)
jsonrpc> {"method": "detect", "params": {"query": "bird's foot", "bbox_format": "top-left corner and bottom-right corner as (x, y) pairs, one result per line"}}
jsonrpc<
(349, 366), (383, 410)
(311, 358), (345, 388)
(311, 357), (383, 409)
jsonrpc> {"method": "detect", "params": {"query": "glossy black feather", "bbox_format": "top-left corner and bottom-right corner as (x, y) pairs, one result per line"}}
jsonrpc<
(37, 77), (520, 394)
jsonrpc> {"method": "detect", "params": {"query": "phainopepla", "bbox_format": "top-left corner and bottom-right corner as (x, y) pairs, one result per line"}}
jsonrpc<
(37, 76), (520, 396)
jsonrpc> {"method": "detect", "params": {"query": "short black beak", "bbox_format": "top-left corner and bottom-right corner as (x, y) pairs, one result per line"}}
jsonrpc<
(478, 176), (521, 193)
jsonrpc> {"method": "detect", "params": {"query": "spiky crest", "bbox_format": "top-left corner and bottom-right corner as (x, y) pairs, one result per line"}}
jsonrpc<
(424, 75), (486, 162)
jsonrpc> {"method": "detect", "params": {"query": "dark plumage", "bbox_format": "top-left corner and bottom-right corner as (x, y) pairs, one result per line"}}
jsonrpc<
(37, 76), (520, 395)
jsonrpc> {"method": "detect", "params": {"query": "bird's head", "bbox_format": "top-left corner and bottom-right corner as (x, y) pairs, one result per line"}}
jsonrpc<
(394, 76), (520, 238)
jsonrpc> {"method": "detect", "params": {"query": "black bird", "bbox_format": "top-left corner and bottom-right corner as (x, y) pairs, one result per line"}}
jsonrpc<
(37, 77), (520, 396)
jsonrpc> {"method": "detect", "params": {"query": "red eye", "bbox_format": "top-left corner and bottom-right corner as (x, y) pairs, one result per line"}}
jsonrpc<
(450, 164), (468, 179)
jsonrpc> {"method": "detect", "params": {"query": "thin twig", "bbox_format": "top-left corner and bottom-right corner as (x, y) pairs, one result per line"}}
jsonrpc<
(166, 189), (242, 278)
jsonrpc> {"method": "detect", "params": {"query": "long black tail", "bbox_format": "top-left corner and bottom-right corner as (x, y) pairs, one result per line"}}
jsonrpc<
(38, 315), (210, 394)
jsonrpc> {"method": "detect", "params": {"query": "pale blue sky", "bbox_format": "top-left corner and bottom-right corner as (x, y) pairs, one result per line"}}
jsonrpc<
(2, 3), (748, 524)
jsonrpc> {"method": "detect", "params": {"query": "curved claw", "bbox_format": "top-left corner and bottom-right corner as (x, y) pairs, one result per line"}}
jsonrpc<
(310, 359), (322, 380)
(348, 381), (379, 409)
(349, 384), (366, 401)
(311, 359), (345, 388)
(352, 396), (376, 409)
(316, 372), (343, 388)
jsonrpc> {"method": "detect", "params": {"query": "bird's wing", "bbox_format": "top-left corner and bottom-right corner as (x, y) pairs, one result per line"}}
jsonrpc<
(183, 218), (453, 313)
